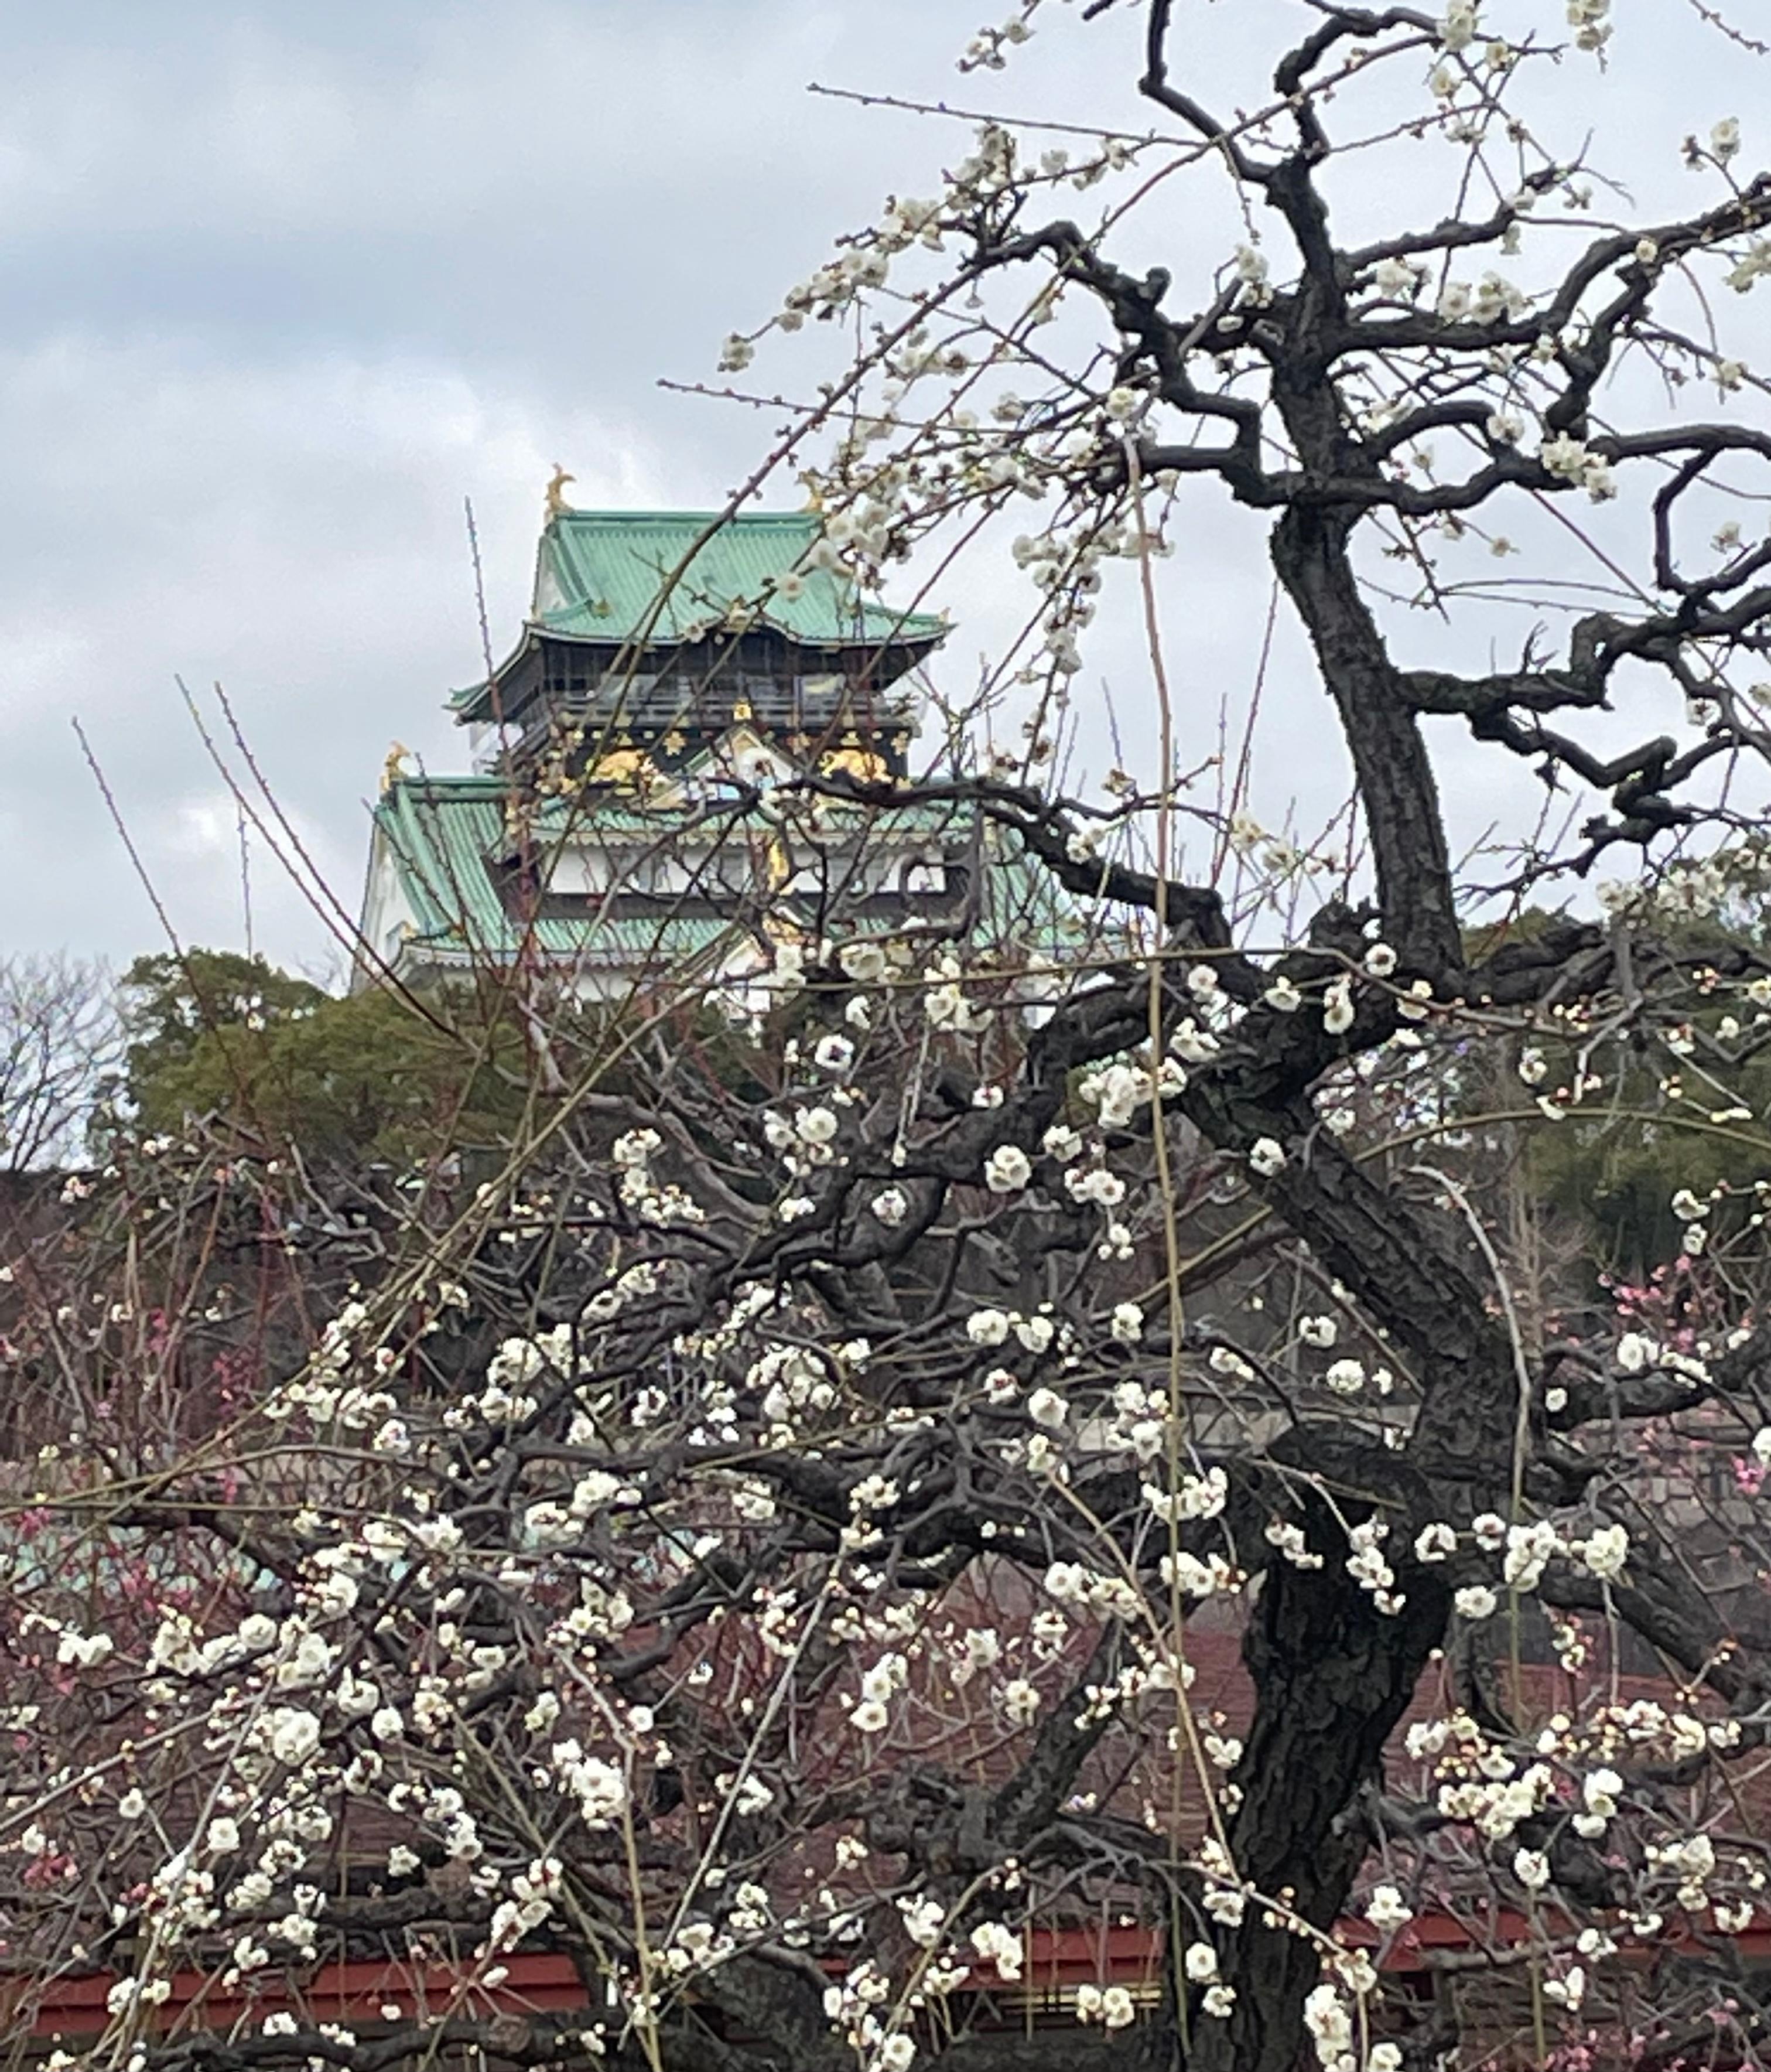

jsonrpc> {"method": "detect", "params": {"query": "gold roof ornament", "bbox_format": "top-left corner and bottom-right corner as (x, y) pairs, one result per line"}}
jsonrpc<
(545, 465), (576, 519)
(589, 747), (655, 791)
(819, 746), (889, 784)
(731, 696), (754, 722)
(381, 742), (412, 794)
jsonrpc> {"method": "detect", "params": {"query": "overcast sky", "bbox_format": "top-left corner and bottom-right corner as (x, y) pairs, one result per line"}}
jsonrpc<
(1, 1), (1758, 978)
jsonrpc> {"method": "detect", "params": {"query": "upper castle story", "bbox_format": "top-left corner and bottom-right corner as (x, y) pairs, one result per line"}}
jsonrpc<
(451, 504), (947, 791)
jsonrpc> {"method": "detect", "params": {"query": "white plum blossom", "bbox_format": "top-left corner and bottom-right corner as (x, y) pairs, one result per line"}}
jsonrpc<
(1099, 1985), (1136, 2029)
(1184, 1941), (1219, 1982)
(1373, 255), (1421, 296)
(1540, 432), (1616, 501)
(1617, 1332), (1656, 1374)
(1015, 1313), (1055, 1354)
(1439, 1), (1479, 51)
(265, 1708), (322, 1768)
(1042, 1122), (1083, 1162)
(1579, 1768), (1623, 1835)
(970, 1921), (1024, 1981)
(1567, 0), (1611, 52)
(1026, 1386), (1069, 1429)
(984, 1144), (1033, 1193)
(1544, 1967), (1586, 2011)
(1577, 1522), (1629, 1581)
(1000, 1679), (1041, 1725)
(814, 1032), (855, 1074)
(796, 1105), (839, 1146)
(840, 939), (888, 982)
(1503, 1519), (1561, 1592)
(1304, 1984), (1353, 2066)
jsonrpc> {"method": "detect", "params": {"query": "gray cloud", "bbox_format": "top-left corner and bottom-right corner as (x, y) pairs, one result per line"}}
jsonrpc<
(0, 0), (1758, 967)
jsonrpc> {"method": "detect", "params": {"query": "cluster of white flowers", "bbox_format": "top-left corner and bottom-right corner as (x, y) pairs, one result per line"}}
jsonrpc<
(612, 1127), (705, 1226)
(1539, 432), (1618, 501)
(1160, 1548), (1242, 1600)
(983, 1143), (1033, 1193)
(966, 1305), (1062, 1356)
(1567, 0), (1612, 53)
(1437, 1756), (1557, 1842)
(1144, 1465), (1228, 1524)
(551, 1741), (627, 1828)
(1434, 272), (1530, 324)
(1502, 1518), (1560, 1591)
(959, 1), (1041, 72)
(1074, 1979), (1138, 2028)
(1079, 1056), (1163, 1127)
(1266, 1518), (1326, 1571)
(969, 1919), (1025, 1981)
(1726, 236), (1771, 294)
(747, 1342), (839, 1431)
(1303, 1979), (1402, 2072)
(849, 1650), (909, 1735)
(1438, 0), (1480, 51)
(484, 1856), (563, 1956)
(1043, 1559), (1141, 1621)
(1345, 1520), (1406, 1617)
(922, 951), (992, 1035)
(824, 1958), (911, 2068)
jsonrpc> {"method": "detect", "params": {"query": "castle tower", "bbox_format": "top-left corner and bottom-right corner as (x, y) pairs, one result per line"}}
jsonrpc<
(355, 506), (1029, 998)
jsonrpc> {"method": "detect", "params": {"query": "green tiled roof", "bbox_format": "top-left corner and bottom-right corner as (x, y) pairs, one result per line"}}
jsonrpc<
(367, 774), (1083, 982)
(371, 775), (737, 971)
(529, 510), (946, 650)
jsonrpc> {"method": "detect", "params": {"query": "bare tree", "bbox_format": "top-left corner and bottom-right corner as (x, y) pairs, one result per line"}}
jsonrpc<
(0, 953), (117, 1173)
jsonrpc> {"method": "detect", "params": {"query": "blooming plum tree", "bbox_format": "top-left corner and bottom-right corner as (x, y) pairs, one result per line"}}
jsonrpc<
(10, 5), (1771, 2071)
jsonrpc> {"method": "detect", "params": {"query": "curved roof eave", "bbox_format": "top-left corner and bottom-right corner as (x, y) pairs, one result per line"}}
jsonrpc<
(523, 615), (947, 651)
(450, 615), (945, 721)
